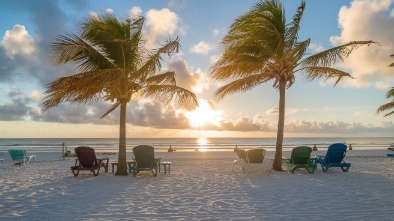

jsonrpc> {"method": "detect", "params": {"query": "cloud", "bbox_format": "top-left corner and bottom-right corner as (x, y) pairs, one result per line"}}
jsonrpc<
(1, 25), (36, 59)
(105, 8), (113, 14)
(308, 43), (325, 53)
(128, 6), (142, 17)
(190, 41), (213, 54)
(143, 8), (180, 49)
(168, 59), (209, 94)
(330, 0), (394, 88)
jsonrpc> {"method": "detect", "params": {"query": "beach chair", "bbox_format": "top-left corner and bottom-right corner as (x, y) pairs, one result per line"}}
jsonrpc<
(8, 150), (36, 164)
(132, 145), (158, 177)
(243, 149), (268, 174)
(282, 146), (316, 174)
(315, 143), (351, 172)
(71, 146), (109, 176)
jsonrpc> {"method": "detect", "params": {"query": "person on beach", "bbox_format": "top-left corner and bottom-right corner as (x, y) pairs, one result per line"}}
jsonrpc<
(348, 144), (353, 150)
(234, 144), (239, 153)
(168, 146), (174, 152)
(312, 144), (318, 151)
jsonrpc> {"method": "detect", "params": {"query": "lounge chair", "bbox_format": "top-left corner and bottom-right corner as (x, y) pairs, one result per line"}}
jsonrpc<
(71, 146), (109, 176)
(132, 145), (159, 177)
(282, 146), (316, 174)
(8, 150), (36, 164)
(242, 149), (268, 174)
(315, 143), (351, 172)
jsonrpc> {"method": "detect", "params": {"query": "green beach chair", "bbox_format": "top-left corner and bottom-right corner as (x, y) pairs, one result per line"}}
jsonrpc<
(282, 146), (316, 174)
(8, 150), (36, 164)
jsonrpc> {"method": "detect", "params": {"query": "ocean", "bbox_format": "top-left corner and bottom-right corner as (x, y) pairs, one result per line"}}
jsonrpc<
(0, 137), (393, 152)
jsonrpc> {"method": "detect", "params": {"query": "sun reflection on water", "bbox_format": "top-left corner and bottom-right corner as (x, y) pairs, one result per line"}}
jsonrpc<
(196, 137), (208, 152)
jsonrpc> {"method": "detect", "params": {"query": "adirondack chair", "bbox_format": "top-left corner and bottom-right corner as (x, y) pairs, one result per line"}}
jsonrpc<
(316, 143), (351, 172)
(132, 145), (158, 177)
(71, 146), (109, 176)
(282, 146), (316, 174)
(8, 150), (36, 164)
(243, 149), (269, 174)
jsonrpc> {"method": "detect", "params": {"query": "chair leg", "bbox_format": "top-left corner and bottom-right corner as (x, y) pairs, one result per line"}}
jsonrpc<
(71, 167), (80, 176)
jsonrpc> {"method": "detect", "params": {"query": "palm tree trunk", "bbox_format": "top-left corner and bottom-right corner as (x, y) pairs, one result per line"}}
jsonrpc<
(115, 99), (128, 175)
(272, 80), (286, 171)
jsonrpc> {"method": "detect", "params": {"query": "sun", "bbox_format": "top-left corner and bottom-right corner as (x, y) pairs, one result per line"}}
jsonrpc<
(187, 99), (222, 128)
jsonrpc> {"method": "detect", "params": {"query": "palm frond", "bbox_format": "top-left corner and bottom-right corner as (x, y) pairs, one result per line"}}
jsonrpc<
(100, 102), (120, 119)
(137, 37), (180, 80)
(386, 87), (394, 99)
(50, 33), (115, 72)
(214, 73), (274, 101)
(389, 54), (394, 67)
(300, 40), (376, 67)
(377, 101), (394, 117)
(285, 1), (306, 50)
(140, 85), (198, 107)
(297, 66), (352, 87)
(145, 72), (176, 86)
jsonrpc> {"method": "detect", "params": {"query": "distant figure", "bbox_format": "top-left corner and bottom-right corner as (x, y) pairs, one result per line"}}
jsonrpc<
(168, 145), (174, 152)
(312, 144), (318, 151)
(194, 148), (199, 152)
(348, 144), (353, 150)
(234, 144), (239, 153)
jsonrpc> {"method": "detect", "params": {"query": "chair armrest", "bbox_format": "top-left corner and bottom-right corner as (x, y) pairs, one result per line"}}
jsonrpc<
(307, 157), (317, 166)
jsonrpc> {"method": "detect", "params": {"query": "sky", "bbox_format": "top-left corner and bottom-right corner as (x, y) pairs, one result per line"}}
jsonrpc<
(1, 0), (394, 138)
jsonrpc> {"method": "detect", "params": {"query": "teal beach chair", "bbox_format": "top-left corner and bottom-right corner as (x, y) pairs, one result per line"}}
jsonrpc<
(8, 150), (36, 164)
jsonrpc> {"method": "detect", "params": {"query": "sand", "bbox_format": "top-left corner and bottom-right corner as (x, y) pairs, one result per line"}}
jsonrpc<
(0, 149), (393, 220)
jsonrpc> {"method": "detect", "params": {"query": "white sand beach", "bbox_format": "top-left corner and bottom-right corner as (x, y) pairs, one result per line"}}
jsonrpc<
(1, 149), (394, 220)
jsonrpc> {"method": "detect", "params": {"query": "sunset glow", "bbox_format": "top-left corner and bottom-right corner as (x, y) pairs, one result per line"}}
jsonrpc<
(186, 99), (222, 128)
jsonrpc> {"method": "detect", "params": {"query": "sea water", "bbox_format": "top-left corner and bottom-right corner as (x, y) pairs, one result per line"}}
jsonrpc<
(0, 137), (393, 152)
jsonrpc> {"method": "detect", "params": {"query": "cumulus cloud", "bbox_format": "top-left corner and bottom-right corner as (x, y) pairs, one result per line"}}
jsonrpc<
(190, 41), (213, 54)
(105, 8), (113, 14)
(167, 59), (210, 110)
(308, 43), (325, 53)
(128, 6), (142, 17)
(1, 25), (36, 59)
(330, 0), (394, 88)
(143, 8), (180, 49)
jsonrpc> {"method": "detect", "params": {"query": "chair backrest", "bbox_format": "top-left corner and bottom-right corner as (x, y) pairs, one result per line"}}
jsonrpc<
(290, 146), (312, 164)
(133, 145), (155, 168)
(8, 150), (27, 161)
(246, 149), (266, 163)
(325, 143), (347, 164)
(75, 146), (98, 167)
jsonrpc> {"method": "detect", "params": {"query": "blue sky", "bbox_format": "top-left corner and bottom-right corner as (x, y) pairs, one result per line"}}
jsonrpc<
(1, 0), (394, 138)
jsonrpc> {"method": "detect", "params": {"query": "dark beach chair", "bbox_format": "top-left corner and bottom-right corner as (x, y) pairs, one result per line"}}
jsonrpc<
(71, 146), (109, 176)
(132, 145), (158, 177)
(316, 143), (351, 172)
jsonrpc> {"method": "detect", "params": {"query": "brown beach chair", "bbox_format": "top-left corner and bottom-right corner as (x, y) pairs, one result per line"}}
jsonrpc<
(71, 146), (109, 176)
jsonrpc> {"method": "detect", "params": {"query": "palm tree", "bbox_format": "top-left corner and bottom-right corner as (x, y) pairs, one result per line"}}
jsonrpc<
(42, 13), (198, 175)
(210, 0), (375, 171)
(377, 55), (394, 116)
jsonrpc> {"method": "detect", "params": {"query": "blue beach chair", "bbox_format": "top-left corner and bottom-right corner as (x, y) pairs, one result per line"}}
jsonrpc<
(316, 143), (351, 172)
(8, 150), (36, 164)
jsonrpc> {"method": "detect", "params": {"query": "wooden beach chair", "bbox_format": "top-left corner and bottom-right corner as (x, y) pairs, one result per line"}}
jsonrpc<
(132, 145), (158, 177)
(315, 143), (351, 172)
(71, 146), (109, 176)
(8, 150), (36, 165)
(282, 146), (316, 174)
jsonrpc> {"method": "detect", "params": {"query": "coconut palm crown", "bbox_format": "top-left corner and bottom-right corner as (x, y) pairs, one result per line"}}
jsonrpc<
(42, 13), (198, 175)
(210, 0), (375, 171)
(377, 87), (394, 117)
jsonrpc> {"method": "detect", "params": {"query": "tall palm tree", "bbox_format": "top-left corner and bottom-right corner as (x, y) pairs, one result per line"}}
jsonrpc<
(210, 0), (375, 171)
(42, 13), (198, 175)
